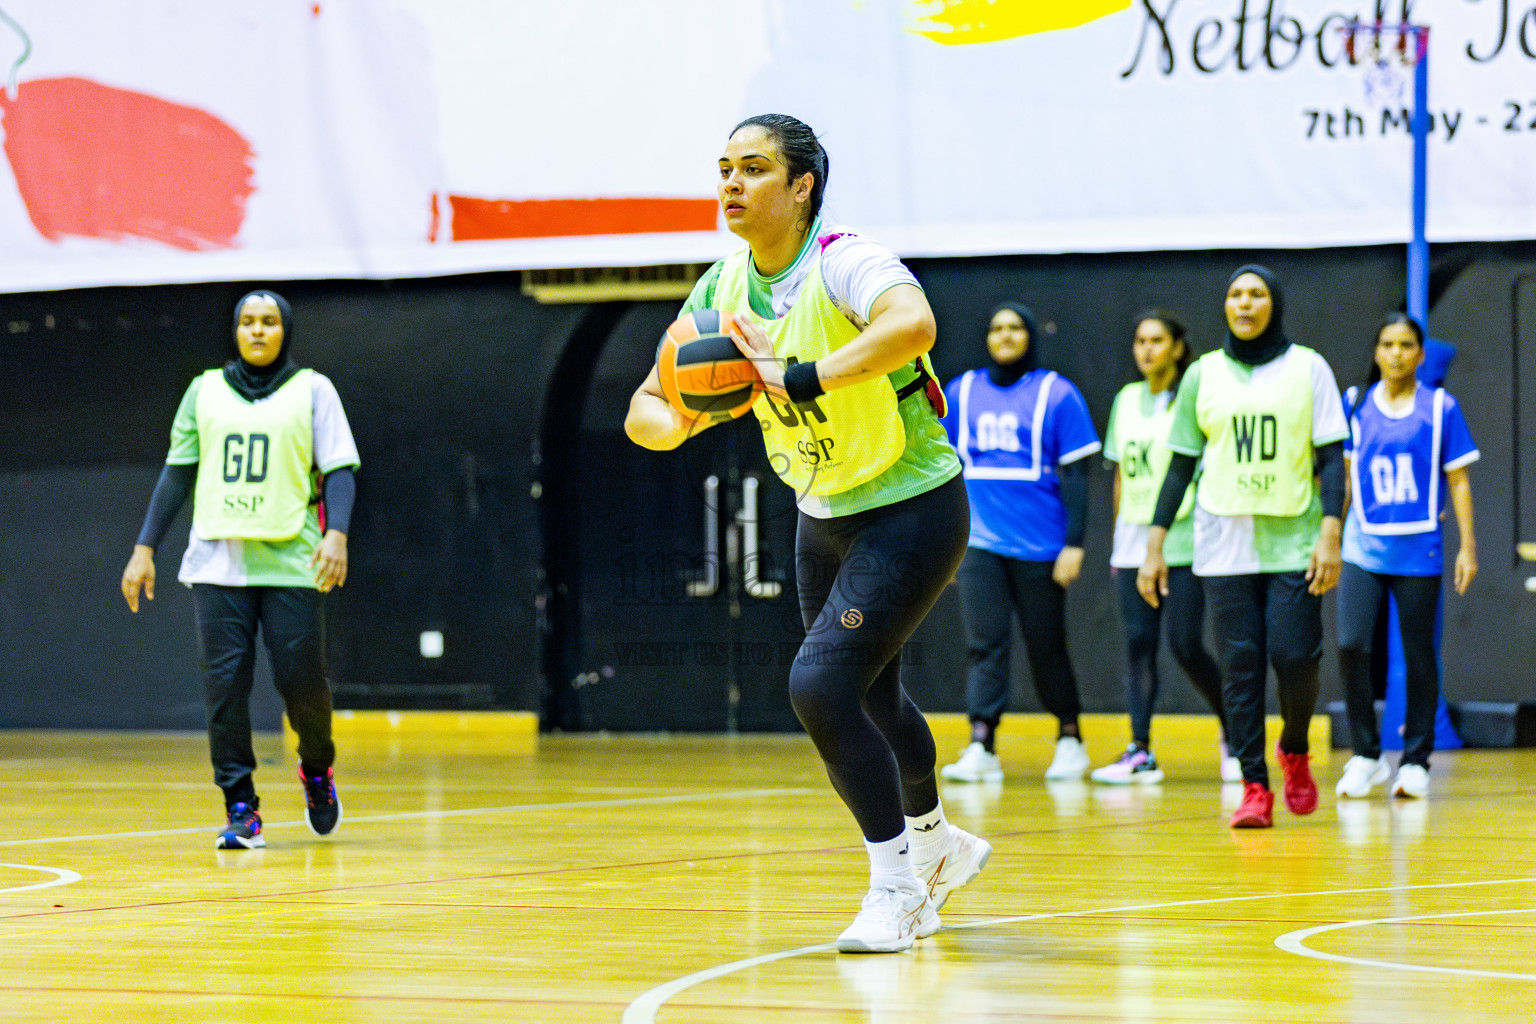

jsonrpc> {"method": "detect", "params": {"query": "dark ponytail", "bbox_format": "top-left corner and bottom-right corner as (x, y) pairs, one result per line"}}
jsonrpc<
(731, 113), (829, 225)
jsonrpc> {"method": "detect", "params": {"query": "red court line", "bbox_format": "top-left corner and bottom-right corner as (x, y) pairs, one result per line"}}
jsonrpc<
(0, 983), (1415, 1021)
(0, 813), (1238, 923)
(2, 809), (1504, 925)
(449, 195), (717, 240)
(0, 983), (624, 1009)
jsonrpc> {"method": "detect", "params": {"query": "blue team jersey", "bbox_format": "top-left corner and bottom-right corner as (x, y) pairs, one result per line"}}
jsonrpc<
(1342, 383), (1479, 576)
(942, 368), (1102, 561)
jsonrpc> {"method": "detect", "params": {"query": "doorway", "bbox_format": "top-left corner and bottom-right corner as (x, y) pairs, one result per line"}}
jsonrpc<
(539, 302), (804, 732)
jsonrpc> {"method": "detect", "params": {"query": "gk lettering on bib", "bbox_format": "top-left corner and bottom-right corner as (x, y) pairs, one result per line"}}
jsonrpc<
(1113, 382), (1194, 525)
(1194, 349), (1315, 517)
(193, 369), (315, 540)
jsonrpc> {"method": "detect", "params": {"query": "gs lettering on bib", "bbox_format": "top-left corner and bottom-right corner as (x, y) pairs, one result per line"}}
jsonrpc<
(1194, 349), (1315, 517)
(193, 369), (315, 540)
(956, 369), (1057, 481)
(713, 244), (913, 497)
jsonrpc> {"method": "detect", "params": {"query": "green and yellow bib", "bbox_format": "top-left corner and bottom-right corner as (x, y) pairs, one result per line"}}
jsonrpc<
(714, 245), (936, 497)
(1194, 349), (1315, 517)
(1114, 382), (1194, 525)
(192, 368), (315, 541)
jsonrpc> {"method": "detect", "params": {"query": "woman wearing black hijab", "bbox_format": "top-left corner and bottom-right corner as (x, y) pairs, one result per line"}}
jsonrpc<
(939, 303), (1102, 783)
(121, 290), (359, 849)
(1138, 266), (1349, 828)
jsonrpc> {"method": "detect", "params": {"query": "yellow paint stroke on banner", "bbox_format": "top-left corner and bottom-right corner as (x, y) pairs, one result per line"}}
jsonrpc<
(907, 0), (1131, 44)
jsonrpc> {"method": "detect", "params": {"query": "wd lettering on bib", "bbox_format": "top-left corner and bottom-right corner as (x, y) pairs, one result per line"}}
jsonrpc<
(1194, 350), (1315, 518)
(1230, 414), (1278, 462)
(713, 245), (913, 496)
(193, 369), (315, 540)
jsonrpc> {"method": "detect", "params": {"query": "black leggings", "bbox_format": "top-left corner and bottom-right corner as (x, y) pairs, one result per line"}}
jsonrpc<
(193, 584), (335, 808)
(1114, 566), (1225, 746)
(1203, 572), (1322, 787)
(790, 475), (970, 843)
(956, 547), (1081, 728)
(1336, 562), (1442, 767)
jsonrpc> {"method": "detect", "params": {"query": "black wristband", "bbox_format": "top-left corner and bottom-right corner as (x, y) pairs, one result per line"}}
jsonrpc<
(783, 360), (824, 404)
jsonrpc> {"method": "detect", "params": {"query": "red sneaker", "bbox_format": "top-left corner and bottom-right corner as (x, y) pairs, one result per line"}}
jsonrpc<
(1276, 744), (1318, 815)
(1230, 782), (1274, 828)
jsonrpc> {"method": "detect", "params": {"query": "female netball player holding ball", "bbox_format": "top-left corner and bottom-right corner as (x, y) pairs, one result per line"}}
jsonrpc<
(121, 291), (357, 849)
(1138, 267), (1349, 828)
(1335, 314), (1478, 800)
(626, 114), (989, 953)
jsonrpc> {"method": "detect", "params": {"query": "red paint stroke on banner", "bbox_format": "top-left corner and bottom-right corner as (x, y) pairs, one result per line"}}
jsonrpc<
(0, 77), (255, 251)
(448, 196), (718, 241)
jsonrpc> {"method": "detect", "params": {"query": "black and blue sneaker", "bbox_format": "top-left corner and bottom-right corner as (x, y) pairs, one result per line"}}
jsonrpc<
(217, 801), (266, 849)
(300, 765), (342, 836)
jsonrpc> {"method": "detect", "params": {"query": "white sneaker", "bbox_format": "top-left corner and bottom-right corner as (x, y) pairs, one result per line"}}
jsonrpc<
(1219, 740), (1243, 783)
(836, 882), (939, 953)
(1392, 763), (1430, 799)
(939, 742), (1003, 783)
(1044, 736), (1089, 780)
(1335, 755), (1390, 798)
(913, 825), (992, 911)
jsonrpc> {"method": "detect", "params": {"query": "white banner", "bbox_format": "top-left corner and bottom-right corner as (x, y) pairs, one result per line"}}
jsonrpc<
(0, 0), (1533, 292)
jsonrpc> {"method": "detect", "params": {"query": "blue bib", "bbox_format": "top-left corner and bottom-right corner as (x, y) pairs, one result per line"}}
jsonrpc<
(1347, 384), (1447, 536)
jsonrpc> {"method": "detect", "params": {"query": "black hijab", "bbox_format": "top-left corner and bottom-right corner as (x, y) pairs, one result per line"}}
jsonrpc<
(986, 301), (1041, 387)
(224, 290), (300, 402)
(1223, 264), (1290, 366)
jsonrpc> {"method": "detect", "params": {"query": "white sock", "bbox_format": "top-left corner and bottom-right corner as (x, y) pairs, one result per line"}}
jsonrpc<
(906, 803), (949, 864)
(865, 830), (917, 889)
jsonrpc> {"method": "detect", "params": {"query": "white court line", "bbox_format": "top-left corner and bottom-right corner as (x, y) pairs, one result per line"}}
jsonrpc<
(1275, 906), (1536, 981)
(0, 864), (82, 894)
(0, 789), (817, 848)
(622, 876), (1536, 1023)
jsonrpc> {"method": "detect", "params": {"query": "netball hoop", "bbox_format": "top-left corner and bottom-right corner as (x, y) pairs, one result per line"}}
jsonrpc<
(1341, 19), (1431, 324)
(1343, 19), (1428, 107)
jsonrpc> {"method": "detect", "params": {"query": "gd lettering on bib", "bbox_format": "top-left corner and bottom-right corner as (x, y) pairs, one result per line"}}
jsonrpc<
(193, 369), (315, 540)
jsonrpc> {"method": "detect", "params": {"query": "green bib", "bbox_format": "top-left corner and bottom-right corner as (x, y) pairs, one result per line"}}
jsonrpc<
(1114, 382), (1194, 525)
(714, 245), (920, 497)
(1194, 349), (1315, 517)
(193, 369), (316, 541)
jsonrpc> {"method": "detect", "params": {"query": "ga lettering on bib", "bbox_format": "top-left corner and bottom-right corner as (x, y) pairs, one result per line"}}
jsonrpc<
(193, 368), (315, 540)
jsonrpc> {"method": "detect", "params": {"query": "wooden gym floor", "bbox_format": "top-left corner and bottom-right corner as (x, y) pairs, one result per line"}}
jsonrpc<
(1, 712), (1533, 1023)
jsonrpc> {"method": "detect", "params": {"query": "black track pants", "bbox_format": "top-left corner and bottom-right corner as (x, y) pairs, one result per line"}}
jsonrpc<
(956, 547), (1082, 727)
(193, 584), (335, 809)
(1113, 566), (1226, 746)
(1336, 561), (1442, 767)
(1203, 572), (1322, 787)
(790, 476), (970, 843)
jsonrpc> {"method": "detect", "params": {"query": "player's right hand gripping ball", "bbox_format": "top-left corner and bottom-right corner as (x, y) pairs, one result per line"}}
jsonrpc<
(657, 309), (764, 423)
